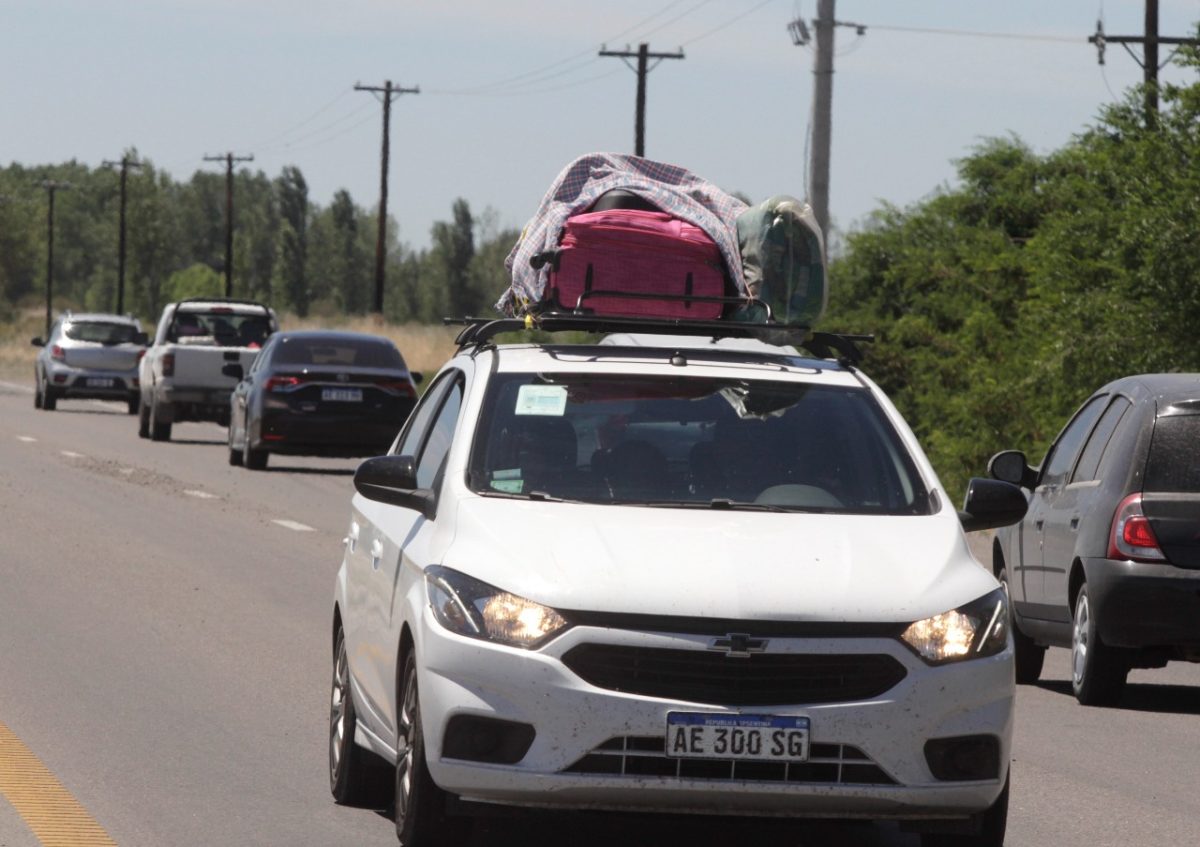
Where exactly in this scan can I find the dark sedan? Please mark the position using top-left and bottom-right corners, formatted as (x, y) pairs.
(225, 330), (422, 470)
(987, 373), (1200, 706)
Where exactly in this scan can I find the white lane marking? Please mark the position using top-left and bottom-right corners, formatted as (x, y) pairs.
(184, 489), (218, 500)
(16, 436), (36, 443)
(272, 519), (314, 532)
(0, 380), (34, 394)
(119, 468), (135, 475)
(61, 451), (84, 458)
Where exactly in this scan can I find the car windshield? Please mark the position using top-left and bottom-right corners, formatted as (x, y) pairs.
(273, 337), (404, 368)
(168, 310), (271, 346)
(468, 373), (931, 515)
(64, 321), (138, 345)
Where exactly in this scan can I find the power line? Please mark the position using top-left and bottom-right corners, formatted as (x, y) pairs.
(257, 99), (376, 154)
(866, 24), (1080, 44)
(250, 86), (353, 150)
(680, 0), (777, 48)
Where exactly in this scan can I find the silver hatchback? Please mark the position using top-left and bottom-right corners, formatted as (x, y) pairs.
(32, 312), (148, 413)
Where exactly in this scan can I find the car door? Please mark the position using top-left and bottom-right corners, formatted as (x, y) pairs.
(348, 369), (466, 744)
(1024, 395), (1108, 616)
(1041, 396), (1132, 612)
(232, 336), (272, 446)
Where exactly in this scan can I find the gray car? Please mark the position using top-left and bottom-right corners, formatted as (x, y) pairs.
(32, 312), (147, 414)
(988, 373), (1200, 705)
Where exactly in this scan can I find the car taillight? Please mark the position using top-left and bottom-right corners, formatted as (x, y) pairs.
(378, 379), (415, 396)
(162, 353), (175, 377)
(1108, 492), (1166, 562)
(50, 345), (66, 361)
(266, 375), (304, 392)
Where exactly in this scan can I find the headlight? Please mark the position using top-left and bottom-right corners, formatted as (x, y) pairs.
(425, 566), (569, 649)
(900, 587), (1009, 665)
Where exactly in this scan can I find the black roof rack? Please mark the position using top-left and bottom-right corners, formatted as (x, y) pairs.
(444, 314), (873, 365)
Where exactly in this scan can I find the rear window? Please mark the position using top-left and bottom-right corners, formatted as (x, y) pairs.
(64, 322), (138, 345)
(273, 338), (404, 369)
(468, 373), (931, 515)
(169, 311), (271, 346)
(1145, 414), (1200, 493)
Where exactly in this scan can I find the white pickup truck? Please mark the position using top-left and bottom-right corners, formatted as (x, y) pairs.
(137, 298), (278, 441)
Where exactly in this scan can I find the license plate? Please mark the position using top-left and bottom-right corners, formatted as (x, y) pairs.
(666, 713), (810, 762)
(321, 388), (362, 402)
(87, 378), (114, 388)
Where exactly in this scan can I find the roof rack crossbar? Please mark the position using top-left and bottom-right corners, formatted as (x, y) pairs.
(444, 314), (873, 364)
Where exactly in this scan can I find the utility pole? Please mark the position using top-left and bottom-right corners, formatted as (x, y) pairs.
(1089, 0), (1200, 123)
(38, 179), (71, 338)
(355, 80), (420, 315)
(599, 43), (685, 157)
(790, 3), (865, 240)
(102, 154), (144, 314)
(203, 152), (254, 298)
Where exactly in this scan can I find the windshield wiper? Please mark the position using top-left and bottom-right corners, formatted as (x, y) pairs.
(709, 498), (790, 513)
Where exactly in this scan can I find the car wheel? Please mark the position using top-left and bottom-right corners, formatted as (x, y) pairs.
(329, 627), (390, 807)
(149, 397), (172, 442)
(137, 396), (151, 439)
(127, 395), (139, 415)
(34, 374), (43, 410)
(42, 381), (57, 411)
(922, 773), (1008, 847)
(1071, 583), (1128, 706)
(998, 568), (1045, 685)
(394, 651), (470, 847)
(243, 416), (268, 470)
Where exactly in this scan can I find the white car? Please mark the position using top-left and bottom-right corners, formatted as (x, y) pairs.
(330, 319), (1026, 846)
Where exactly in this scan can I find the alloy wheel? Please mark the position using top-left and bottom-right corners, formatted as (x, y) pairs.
(395, 660), (418, 826)
(329, 639), (350, 784)
(1072, 591), (1091, 687)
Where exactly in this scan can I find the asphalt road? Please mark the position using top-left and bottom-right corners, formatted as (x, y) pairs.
(1, 381), (1198, 847)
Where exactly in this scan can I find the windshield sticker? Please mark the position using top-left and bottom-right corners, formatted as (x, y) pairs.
(515, 384), (568, 416)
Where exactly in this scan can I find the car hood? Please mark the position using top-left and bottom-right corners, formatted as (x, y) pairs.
(442, 496), (997, 623)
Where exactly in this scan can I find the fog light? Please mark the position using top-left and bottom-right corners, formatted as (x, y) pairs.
(53, 374), (68, 384)
(924, 735), (1000, 781)
(442, 715), (535, 765)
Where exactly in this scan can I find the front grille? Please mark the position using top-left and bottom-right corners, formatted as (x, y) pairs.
(563, 736), (895, 785)
(561, 644), (907, 705)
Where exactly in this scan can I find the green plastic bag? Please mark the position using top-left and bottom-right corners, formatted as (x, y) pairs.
(734, 196), (826, 327)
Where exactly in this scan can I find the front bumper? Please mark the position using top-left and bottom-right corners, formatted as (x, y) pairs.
(415, 606), (1014, 820)
(1085, 557), (1200, 648)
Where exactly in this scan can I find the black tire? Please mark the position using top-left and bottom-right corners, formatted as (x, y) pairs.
(243, 416), (268, 470)
(1071, 583), (1129, 706)
(127, 395), (139, 415)
(42, 383), (57, 411)
(998, 568), (1045, 685)
(395, 651), (470, 847)
(34, 373), (43, 410)
(149, 397), (172, 442)
(137, 396), (151, 439)
(330, 628), (391, 807)
(922, 773), (1009, 847)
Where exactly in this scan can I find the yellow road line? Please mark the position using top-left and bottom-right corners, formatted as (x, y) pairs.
(0, 720), (117, 846)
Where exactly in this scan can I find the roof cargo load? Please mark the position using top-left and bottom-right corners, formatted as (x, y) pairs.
(499, 153), (826, 327)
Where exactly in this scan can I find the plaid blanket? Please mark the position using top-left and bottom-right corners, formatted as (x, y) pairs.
(498, 153), (749, 316)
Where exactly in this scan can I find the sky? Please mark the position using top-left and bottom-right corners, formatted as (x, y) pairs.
(3, 1), (1199, 250)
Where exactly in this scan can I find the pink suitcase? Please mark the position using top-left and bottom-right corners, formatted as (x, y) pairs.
(540, 209), (728, 319)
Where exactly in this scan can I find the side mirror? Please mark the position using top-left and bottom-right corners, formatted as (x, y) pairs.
(221, 363), (244, 380)
(354, 455), (435, 518)
(411, 371), (424, 385)
(988, 450), (1037, 489)
(958, 478), (1028, 533)
(30, 337), (44, 347)
(134, 332), (149, 346)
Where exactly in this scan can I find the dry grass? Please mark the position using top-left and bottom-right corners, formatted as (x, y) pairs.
(0, 308), (462, 384)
